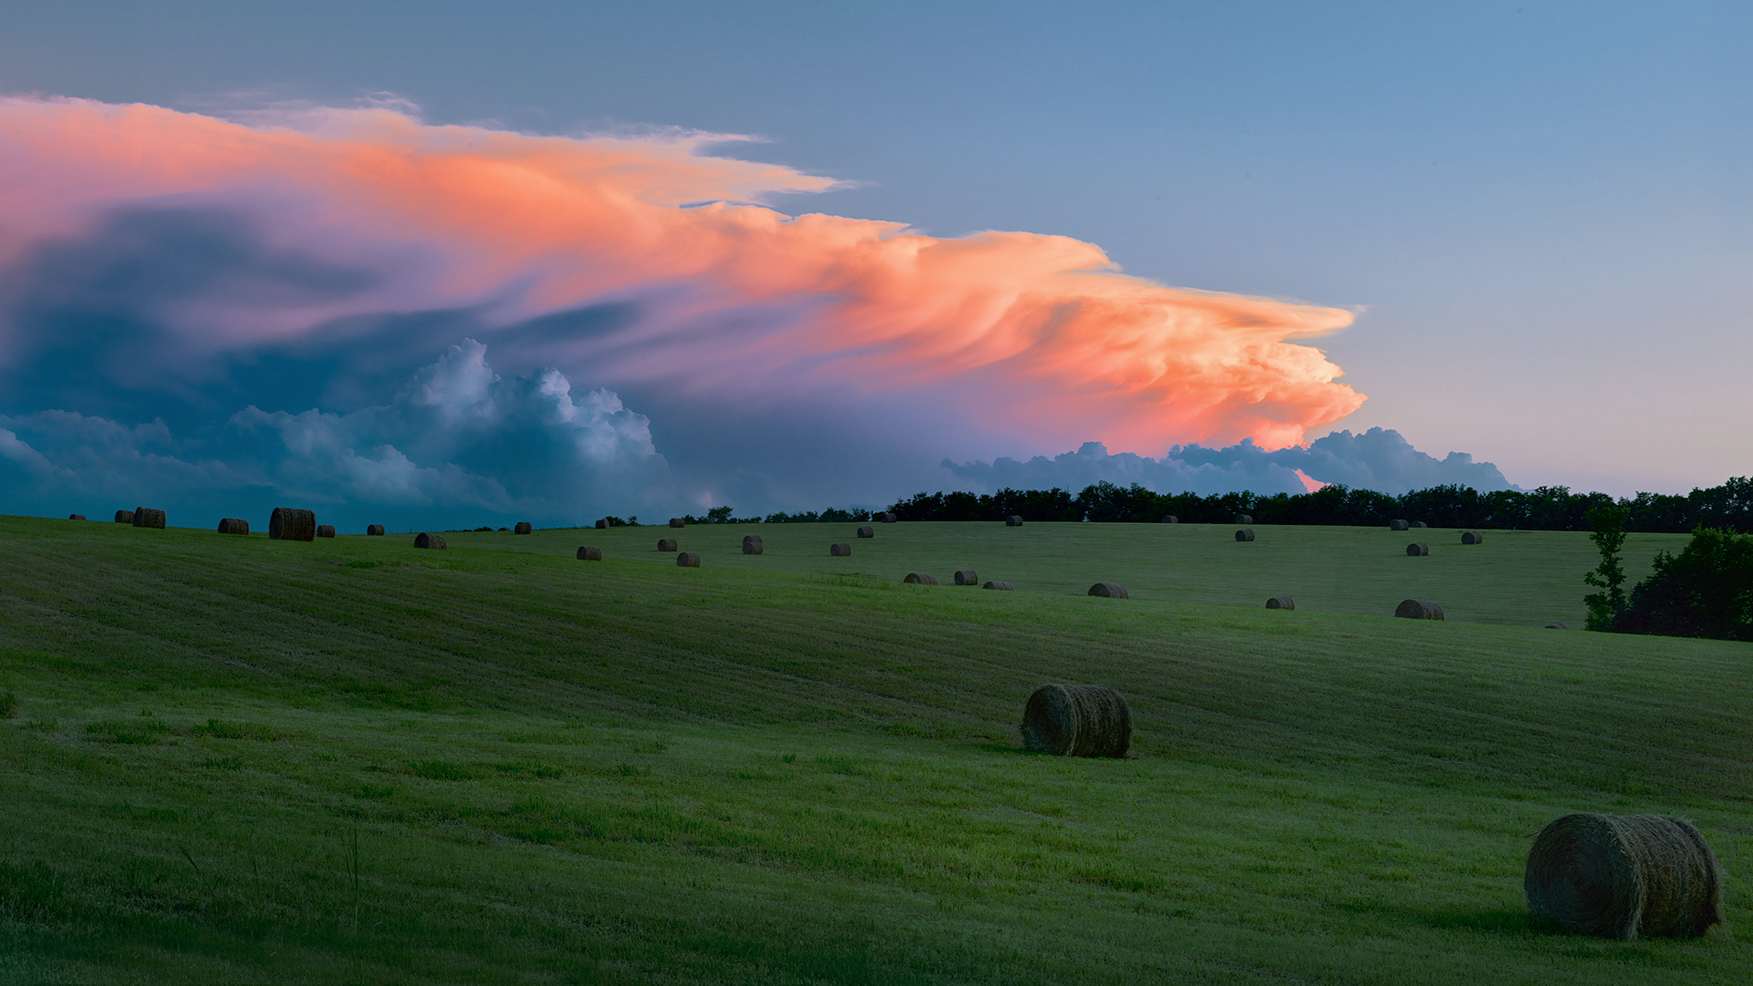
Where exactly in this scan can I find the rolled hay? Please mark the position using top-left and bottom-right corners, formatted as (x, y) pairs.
(742, 535), (764, 555)
(1462, 530), (1484, 545)
(114, 510), (135, 524)
(676, 551), (701, 568)
(577, 545), (602, 561)
(1411, 520), (1428, 528)
(830, 542), (851, 557)
(268, 507), (316, 541)
(1394, 599), (1445, 620)
(595, 518), (609, 530)
(669, 517), (685, 528)
(1389, 519), (1410, 531)
(983, 581), (1014, 590)
(1005, 515), (1024, 527)
(217, 517), (250, 535)
(954, 569), (979, 585)
(1524, 812), (1723, 940)
(366, 524), (386, 536)
(68, 514), (86, 521)
(414, 532), (447, 550)
(1235, 513), (1253, 525)
(132, 507), (166, 529)
(1235, 528), (1255, 542)
(1265, 596), (1295, 610)
(1020, 684), (1131, 757)
(1406, 542), (1429, 556)
(657, 538), (678, 552)
(856, 526), (875, 539)
(1160, 515), (1178, 524)
(903, 572), (939, 585)
(1545, 622), (1568, 629)
(1088, 582), (1129, 599)
(879, 512), (897, 523)
(514, 522), (532, 535)
(316, 525), (336, 538)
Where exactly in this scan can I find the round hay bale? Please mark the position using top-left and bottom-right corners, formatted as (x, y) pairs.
(1525, 812), (1723, 940)
(68, 514), (86, 521)
(1088, 582), (1128, 599)
(132, 507), (166, 529)
(1394, 599), (1444, 620)
(1407, 542), (1429, 556)
(1389, 519), (1410, 531)
(1411, 520), (1428, 529)
(983, 581), (1014, 590)
(1020, 684), (1131, 757)
(595, 519), (609, 530)
(657, 538), (678, 552)
(676, 551), (701, 567)
(366, 524), (386, 536)
(577, 545), (602, 561)
(217, 517), (250, 535)
(316, 525), (336, 538)
(1235, 513), (1253, 525)
(903, 572), (938, 585)
(269, 507), (316, 541)
(514, 522), (532, 535)
(1235, 528), (1255, 542)
(830, 542), (851, 557)
(1265, 596), (1294, 610)
(669, 517), (685, 528)
(954, 569), (979, 585)
(1005, 515), (1023, 527)
(1160, 515), (1178, 524)
(1545, 622), (1568, 629)
(856, 526), (874, 539)
(741, 535), (764, 555)
(1462, 530), (1484, 545)
(114, 509), (135, 524)
(414, 532), (447, 550)
(879, 512), (897, 523)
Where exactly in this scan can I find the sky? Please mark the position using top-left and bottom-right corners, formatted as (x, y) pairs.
(0, 1), (1746, 528)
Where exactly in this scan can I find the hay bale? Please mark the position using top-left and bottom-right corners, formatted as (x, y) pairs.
(676, 551), (701, 567)
(903, 572), (938, 585)
(1545, 622), (1568, 629)
(1389, 519), (1410, 531)
(68, 514), (86, 521)
(856, 526), (874, 539)
(1265, 596), (1294, 610)
(954, 569), (979, 585)
(1235, 513), (1253, 525)
(1525, 812), (1723, 940)
(1160, 515), (1178, 524)
(1411, 520), (1428, 528)
(1005, 515), (1024, 527)
(879, 512), (897, 523)
(1406, 542), (1429, 556)
(514, 522), (532, 535)
(1462, 530), (1484, 545)
(1235, 528), (1255, 542)
(269, 507), (316, 541)
(114, 510), (135, 524)
(657, 538), (678, 552)
(132, 507), (166, 529)
(669, 517), (685, 528)
(1088, 582), (1128, 599)
(830, 542), (851, 556)
(1394, 599), (1444, 620)
(742, 534), (764, 555)
(593, 518), (608, 530)
(983, 581), (1014, 591)
(316, 525), (336, 538)
(577, 546), (602, 561)
(414, 532), (447, 549)
(366, 524), (385, 536)
(1020, 684), (1131, 757)
(217, 517), (250, 535)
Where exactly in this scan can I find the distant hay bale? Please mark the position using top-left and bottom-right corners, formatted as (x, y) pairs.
(1020, 684), (1131, 757)
(514, 522), (532, 535)
(269, 507), (316, 541)
(1394, 599), (1444, 620)
(114, 510), (135, 524)
(954, 569), (979, 585)
(903, 572), (938, 585)
(1005, 515), (1023, 527)
(366, 524), (385, 536)
(132, 507), (166, 529)
(856, 526), (875, 539)
(1462, 530), (1484, 545)
(316, 525), (336, 538)
(414, 532), (447, 549)
(983, 581), (1014, 590)
(217, 517), (250, 535)
(1411, 520), (1428, 528)
(1235, 528), (1255, 542)
(1265, 596), (1294, 610)
(669, 517), (685, 528)
(1406, 542), (1429, 556)
(830, 542), (851, 556)
(1390, 519), (1410, 531)
(676, 551), (701, 567)
(1235, 513), (1253, 525)
(1545, 622), (1568, 629)
(1088, 582), (1128, 599)
(595, 519), (609, 530)
(1160, 515), (1178, 524)
(68, 514), (86, 521)
(577, 545), (602, 561)
(1525, 812), (1723, 940)
(879, 512), (897, 523)
(657, 538), (678, 552)
(742, 534), (764, 555)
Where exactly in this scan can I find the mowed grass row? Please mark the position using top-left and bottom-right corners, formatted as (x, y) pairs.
(0, 515), (1748, 984)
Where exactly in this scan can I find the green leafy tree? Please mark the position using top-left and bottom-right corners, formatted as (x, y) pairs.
(1583, 504), (1631, 630)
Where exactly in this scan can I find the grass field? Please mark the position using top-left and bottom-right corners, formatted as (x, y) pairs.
(1, 515), (1748, 984)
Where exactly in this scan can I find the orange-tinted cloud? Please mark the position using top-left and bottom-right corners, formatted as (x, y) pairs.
(0, 96), (1363, 452)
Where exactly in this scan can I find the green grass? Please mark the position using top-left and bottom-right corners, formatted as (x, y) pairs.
(0, 514), (1748, 984)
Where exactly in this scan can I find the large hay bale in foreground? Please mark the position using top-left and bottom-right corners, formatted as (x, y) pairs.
(830, 542), (851, 557)
(1265, 596), (1294, 610)
(316, 525), (336, 538)
(1394, 599), (1444, 620)
(114, 510), (135, 524)
(983, 581), (1013, 591)
(132, 507), (166, 529)
(1020, 684), (1131, 757)
(414, 532), (446, 549)
(1088, 582), (1128, 599)
(657, 538), (678, 552)
(1005, 515), (1023, 527)
(676, 551), (701, 567)
(514, 522), (532, 535)
(1462, 530), (1484, 545)
(669, 517), (685, 529)
(1406, 542), (1429, 556)
(68, 514), (86, 521)
(1235, 528), (1255, 542)
(1160, 515), (1178, 524)
(269, 507), (316, 541)
(1525, 813), (1723, 940)
(366, 524), (385, 536)
(217, 517), (250, 535)
(856, 526), (874, 539)
(1389, 519), (1410, 531)
(954, 569), (979, 585)
(903, 572), (938, 585)
(742, 535), (764, 555)
(577, 546), (602, 561)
